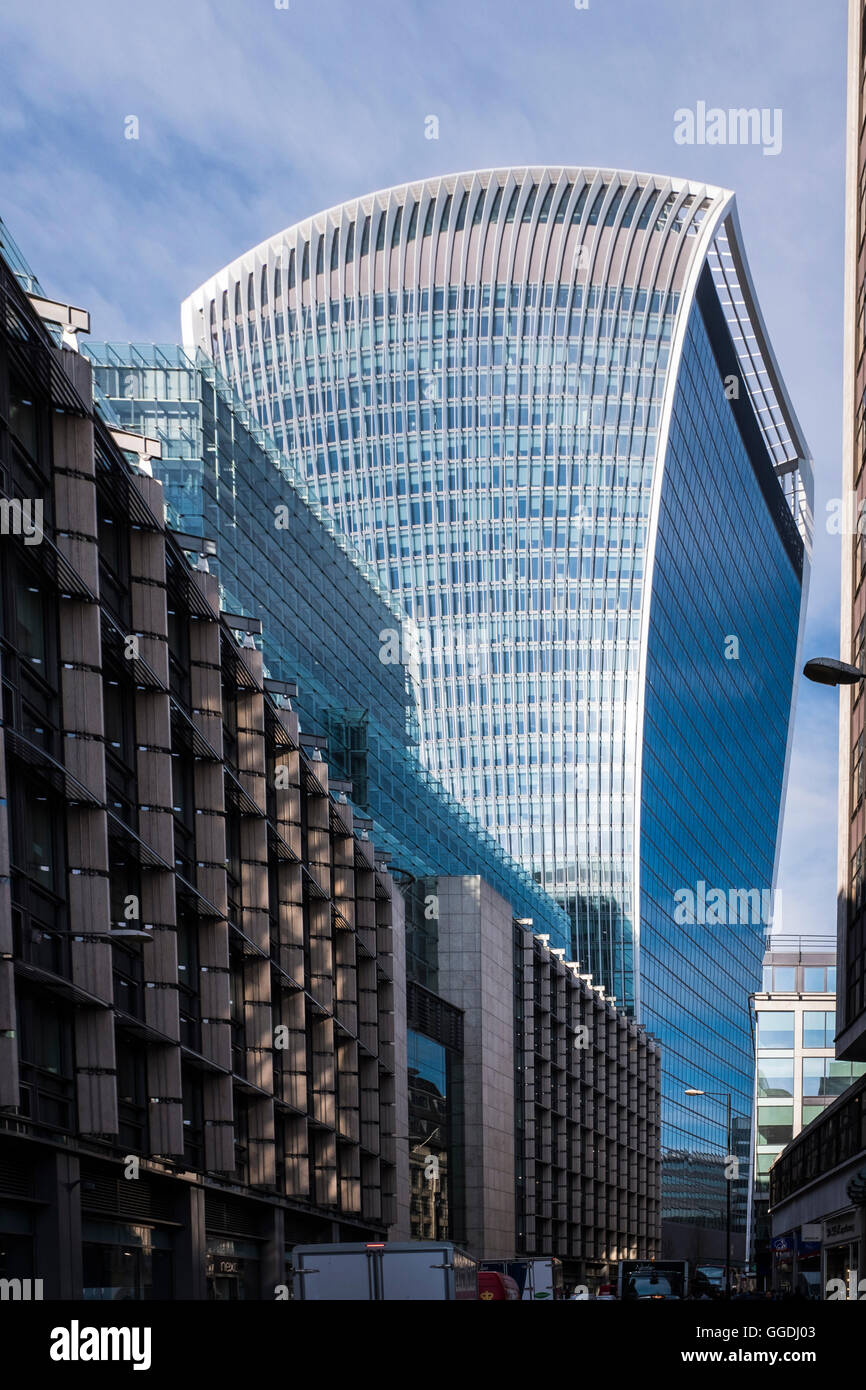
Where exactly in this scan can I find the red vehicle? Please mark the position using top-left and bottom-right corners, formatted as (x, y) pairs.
(478, 1271), (521, 1301)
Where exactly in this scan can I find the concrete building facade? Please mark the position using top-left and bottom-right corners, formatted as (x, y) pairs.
(0, 240), (409, 1298)
(766, 0), (866, 1303)
(413, 875), (661, 1274)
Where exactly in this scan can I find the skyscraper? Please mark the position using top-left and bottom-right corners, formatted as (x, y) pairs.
(183, 167), (811, 1255)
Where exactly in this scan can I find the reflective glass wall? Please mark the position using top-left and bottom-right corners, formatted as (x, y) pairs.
(641, 275), (804, 1234)
(86, 343), (572, 949)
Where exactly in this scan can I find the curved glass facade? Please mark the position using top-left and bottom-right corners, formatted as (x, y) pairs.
(642, 273), (806, 1228)
(183, 166), (812, 1235)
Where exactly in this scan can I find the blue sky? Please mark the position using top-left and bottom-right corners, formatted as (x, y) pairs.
(0, 0), (847, 936)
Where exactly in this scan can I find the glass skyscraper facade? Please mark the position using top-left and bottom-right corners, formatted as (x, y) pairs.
(181, 166), (812, 1244)
(84, 340), (572, 953)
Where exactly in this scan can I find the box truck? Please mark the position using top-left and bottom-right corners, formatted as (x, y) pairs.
(479, 1257), (564, 1300)
(291, 1241), (478, 1300)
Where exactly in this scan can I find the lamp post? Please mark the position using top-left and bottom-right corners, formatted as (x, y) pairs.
(803, 657), (866, 687)
(685, 1087), (734, 1297)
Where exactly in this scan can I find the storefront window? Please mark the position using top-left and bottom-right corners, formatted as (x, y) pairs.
(826, 1240), (860, 1300)
(82, 1221), (173, 1300)
(205, 1236), (261, 1300)
(0, 1206), (35, 1282)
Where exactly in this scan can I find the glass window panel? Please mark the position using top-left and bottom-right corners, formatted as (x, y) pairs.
(757, 1012), (795, 1049)
(803, 967), (826, 992)
(758, 1107), (793, 1146)
(803, 1011), (835, 1048)
(773, 967), (795, 991)
(757, 1055), (794, 1097)
(802, 1104), (827, 1126)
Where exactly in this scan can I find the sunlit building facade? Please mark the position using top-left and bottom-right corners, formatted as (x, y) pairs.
(183, 167), (812, 1249)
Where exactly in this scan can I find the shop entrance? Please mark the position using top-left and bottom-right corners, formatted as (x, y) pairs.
(825, 1240), (860, 1299)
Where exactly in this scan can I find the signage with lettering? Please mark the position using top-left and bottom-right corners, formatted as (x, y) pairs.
(823, 1213), (857, 1244)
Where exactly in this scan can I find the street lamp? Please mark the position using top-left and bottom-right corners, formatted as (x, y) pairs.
(684, 1087), (734, 1297)
(803, 657), (866, 687)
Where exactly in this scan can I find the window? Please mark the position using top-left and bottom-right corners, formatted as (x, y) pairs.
(802, 1104), (826, 1126)
(757, 1106), (793, 1146)
(854, 734), (865, 812)
(803, 1056), (858, 1100)
(757, 1055), (794, 1098)
(757, 1011), (794, 1049)
(854, 615), (866, 703)
(853, 840), (866, 908)
(803, 1010), (835, 1048)
(10, 384), (37, 458)
(22, 788), (59, 894)
(803, 966), (829, 993)
(763, 965), (795, 992)
(13, 572), (47, 668)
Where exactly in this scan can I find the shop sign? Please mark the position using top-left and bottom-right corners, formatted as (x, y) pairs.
(823, 1213), (857, 1244)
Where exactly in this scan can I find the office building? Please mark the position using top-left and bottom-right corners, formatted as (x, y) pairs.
(85, 342), (572, 951)
(0, 216), (660, 1284)
(0, 237), (409, 1297)
(840, 0), (866, 1066)
(767, 5), (866, 1298)
(754, 937), (864, 1292)
(183, 166), (812, 1254)
(88, 341), (660, 1270)
(400, 876), (661, 1275)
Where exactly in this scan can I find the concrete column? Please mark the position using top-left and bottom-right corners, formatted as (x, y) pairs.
(437, 875), (515, 1260)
